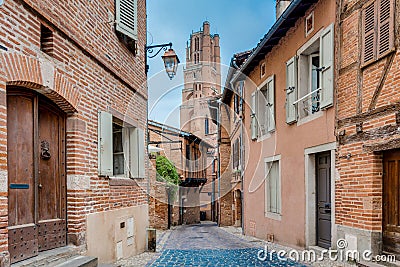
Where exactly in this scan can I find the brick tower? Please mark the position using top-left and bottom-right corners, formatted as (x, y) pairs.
(180, 21), (221, 222)
(180, 21), (221, 141)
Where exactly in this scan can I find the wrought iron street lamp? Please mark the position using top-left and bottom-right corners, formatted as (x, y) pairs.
(145, 42), (180, 80)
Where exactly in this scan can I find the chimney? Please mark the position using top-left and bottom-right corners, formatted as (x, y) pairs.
(276, 0), (291, 19)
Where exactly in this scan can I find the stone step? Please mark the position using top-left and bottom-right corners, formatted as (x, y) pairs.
(98, 264), (121, 267)
(12, 246), (80, 267)
(54, 256), (98, 267)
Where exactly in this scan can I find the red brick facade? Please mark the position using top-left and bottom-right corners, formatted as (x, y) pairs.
(0, 0), (148, 264)
(335, 0), (400, 254)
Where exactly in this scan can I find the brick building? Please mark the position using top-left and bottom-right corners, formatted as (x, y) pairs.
(335, 0), (400, 256)
(210, 50), (252, 227)
(227, 0), (336, 249)
(0, 0), (148, 265)
(181, 21), (221, 222)
(148, 120), (209, 228)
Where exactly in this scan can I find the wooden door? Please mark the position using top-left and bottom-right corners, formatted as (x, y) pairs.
(7, 90), (66, 263)
(383, 149), (400, 255)
(37, 100), (67, 252)
(7, 93), (38, 263)
(316, 152), (331, 249)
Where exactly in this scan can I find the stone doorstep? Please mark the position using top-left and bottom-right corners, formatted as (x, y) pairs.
(54, 256), (98, 267)
(11, 245), (84, 267)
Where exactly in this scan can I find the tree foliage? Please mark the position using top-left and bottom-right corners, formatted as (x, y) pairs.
(155, 155), (180, 185)
(155, 156), (180, 202)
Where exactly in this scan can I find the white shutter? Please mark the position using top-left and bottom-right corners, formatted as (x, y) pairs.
(266, 161), (280, 214)
(98, 111), (113, 176)
(320, 24), (334, 109)
(258, 90), (266, 136)
(250, 92), (258, 140)
(137, 128), (145, 178)
(286, 56), (297, 124)
(116, 0), (138, 41)
(130, 127), (145, 178)
(123, 128), (130, 176)
(267, 76), (275, 132)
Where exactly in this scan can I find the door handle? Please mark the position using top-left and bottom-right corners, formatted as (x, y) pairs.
(38, 184), (43, 189)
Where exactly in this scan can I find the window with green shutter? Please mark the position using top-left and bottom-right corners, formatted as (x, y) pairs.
(115, 0), (138, 53)
(98, 111), (145, 178)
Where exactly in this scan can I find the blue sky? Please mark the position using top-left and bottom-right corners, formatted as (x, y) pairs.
(147, 1), (276, 127)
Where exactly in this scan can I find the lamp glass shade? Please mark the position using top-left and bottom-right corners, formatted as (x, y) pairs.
(162, 48), (180, 80)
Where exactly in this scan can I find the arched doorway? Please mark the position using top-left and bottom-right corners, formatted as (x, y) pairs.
(7, 88), (67, 263)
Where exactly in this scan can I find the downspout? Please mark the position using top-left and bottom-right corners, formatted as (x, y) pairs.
(217, 100), (221, 226)
(240, 83), (245, 235)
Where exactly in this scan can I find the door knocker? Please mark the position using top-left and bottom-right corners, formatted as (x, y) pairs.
(41, 141), (51, 160)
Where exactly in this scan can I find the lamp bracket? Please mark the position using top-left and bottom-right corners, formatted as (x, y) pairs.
(145, 42), (172, 59)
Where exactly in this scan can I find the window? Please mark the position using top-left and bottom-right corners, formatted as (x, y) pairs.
(265, 157), (281, 219)
(287, 24), (334, 122)
(40, 24), (53, 57)
(205, 117), (209, 135)
(98, 111), (145, 178)
(260, 63), (266, 78)
(194, 53), (200, 64)
(305, 12), (314, 36)
(194, 37), (200, 51)
(254, 75), (275, 138)
(234, 81), (244, 121)
(115, 0), (138, 41)
(362, 0), (394, 65)
(232, 138), (240, 171)
(112, 122), (125, 175)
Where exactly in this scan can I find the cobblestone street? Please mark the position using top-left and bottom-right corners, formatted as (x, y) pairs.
(119, 222), (307, 267)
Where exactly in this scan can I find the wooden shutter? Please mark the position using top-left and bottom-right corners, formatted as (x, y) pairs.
(130, 127), (145, 178)
(116, 0), (138, 41)
(320, 24), (334, 109)
(266, 161), (280, 214)
(266, 76), (275, 132)
(286, 56), (297, 124)
(251, 92), (258, 140)
(137, 128), (145, 178)
(258, 89), (267, 136)
(377, 0), (394, 57)
(239, 81), (244, 113)
(98, 111), (113, 176)
(362, 1), (377, 64)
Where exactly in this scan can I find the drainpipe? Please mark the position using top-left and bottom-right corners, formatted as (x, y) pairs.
(217, 101), (221, 226)
(239, 84), (245, 235)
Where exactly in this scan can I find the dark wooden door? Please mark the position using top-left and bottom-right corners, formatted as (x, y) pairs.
(7, 90), (66, 263)
(316, 152), (331, 249)
(7, 93), (38, 263)
(37, 101), (67, 252)
(383, 149), (400, 255)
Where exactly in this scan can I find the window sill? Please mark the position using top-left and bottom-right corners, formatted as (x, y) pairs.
(265, 212), (282, 221)
(297, 111), (324, 126)
(108, 177), (139, 186)
(257, 131), (274, 142)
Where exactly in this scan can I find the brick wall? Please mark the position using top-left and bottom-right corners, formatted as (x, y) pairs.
(0, 0), (148, 262)
(335, 0), (400, 253)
